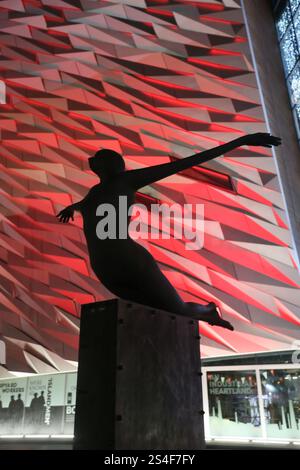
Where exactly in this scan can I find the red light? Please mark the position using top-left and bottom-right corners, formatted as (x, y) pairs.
(146, 8), (173, 17)
(209, 123), (242, 133)
(235, 36), (247, 43)
(201, 16), (241, 25)
(188, 58), (242, 71)
(144, 104), (200, 122)
(209, 48), (241, 57)
(134, 74), (191, 90)
(233, 115), (261, 123)
(198, 2), (225, 10)
(68, 112), (92, 122)
(48, 29), (69, 37)
(44, 15), (65, 23)
(120, 141), (142, 150)
(182, 2), (225, 10)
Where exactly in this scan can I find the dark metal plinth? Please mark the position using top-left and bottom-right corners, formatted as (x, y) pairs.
(74, 299), (205, 450)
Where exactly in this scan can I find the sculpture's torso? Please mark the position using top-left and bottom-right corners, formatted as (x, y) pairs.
(79, 178), (147, 284)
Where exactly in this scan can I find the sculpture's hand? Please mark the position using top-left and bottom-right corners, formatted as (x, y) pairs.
(239, 132), (281, 148)
(56, 205), (74, 223)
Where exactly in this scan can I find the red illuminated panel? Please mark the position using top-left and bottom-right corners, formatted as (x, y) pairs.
(0, 0), (299, 374)
(170, 157), (234, 191)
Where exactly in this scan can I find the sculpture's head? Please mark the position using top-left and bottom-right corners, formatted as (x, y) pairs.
(88, 149), (125, 179)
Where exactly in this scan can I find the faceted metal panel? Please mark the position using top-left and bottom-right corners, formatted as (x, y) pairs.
(0, 0), (300, 375)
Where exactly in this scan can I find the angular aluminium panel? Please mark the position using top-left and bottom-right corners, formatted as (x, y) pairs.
(0, 0), (299, 375)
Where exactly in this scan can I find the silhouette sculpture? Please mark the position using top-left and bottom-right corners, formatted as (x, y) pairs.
(57, 133), (281, 330)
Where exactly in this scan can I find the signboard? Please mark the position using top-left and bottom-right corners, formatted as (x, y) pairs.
(206, 370), (262, 438)
(0, 373), (71, 436)
(23, 374), (66, 435)
(1, 367), (300, 442)
(0, 378), (27, 435)
(64, 373), (77, 435)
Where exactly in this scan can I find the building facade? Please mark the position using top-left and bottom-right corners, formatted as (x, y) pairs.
(0, 0), (300, 445)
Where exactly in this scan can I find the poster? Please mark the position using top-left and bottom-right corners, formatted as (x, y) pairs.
(0, 378), (27, 435)
(23, 373), (66, 435)
(63, 373), (77, 434)
(206, 370), (261, 438)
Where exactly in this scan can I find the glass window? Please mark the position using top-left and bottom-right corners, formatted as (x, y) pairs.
(281, 26), (298, 75)
(206, 370), (261, 438)
(261, 369), (300, 439)
(290, 0), (300, 13)
(276, 4), (292, 39)
(288, 62), (300, 105)
(274, 1), (300, 141)
(294, 6), (300, 47)
(204, 367), (300, 443)
(293, 104), (300, 135)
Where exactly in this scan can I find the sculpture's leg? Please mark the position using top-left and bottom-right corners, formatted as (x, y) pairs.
(91, 240), (233, 329)
(102, 263), (233, 330)
(185, 302), (234, 330)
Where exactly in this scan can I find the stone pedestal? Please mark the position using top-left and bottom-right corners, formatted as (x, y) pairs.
(74, 299), (205, 450)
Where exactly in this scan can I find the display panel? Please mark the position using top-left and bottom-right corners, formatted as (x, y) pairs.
(0, 378), (27, 435)
(1, 368), (300, 442)
(206, 369), (261, 438)
(0, 373), (67, 436)
(1, 0), (300, 371)
(63, 373), (77, 435)
(261, 368), (300, 439)
(23, 374), (66, 435)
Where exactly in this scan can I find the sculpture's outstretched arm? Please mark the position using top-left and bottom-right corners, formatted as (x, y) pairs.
(56, 199), (85, 223)
(70, 201), (84, 211)
(124, 133), (281, 190)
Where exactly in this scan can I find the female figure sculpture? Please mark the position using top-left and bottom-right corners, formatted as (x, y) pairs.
(57, 133), (281, 330)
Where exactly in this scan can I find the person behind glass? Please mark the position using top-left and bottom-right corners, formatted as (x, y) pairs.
(57, 133), (281, 330)
(37, 391), (45, 425)
(30, 392), (40, 425)
(0, 395), (3, 425)
(8, 395), (17, 427)
(14, 393), (24, 425)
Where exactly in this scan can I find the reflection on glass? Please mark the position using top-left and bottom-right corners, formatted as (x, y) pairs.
(288, 63), (300, 105)
(261, 369), (300, 439)
(290, 0), (300, 14)
(295, 103), (300, 123)
(207, 370), (261, 438)
(275, 1), (300, 140)
(281, 26), (298, 76)
(276, 4), (292, 39)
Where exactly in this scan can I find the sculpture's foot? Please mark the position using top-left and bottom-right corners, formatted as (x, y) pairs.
(184, 302), (234, 331)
